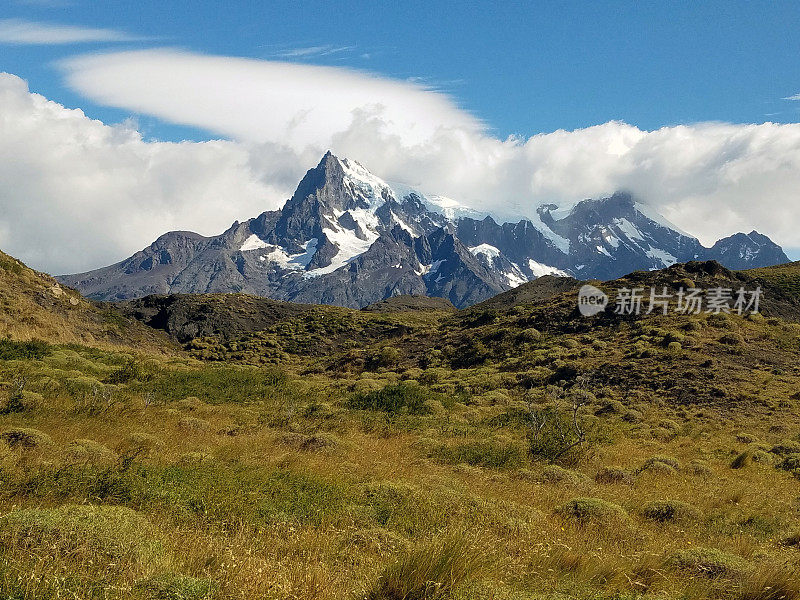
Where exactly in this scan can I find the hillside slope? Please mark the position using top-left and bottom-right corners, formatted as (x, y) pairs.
(0, 250), (174, 351)
(745, 260), (800, 297)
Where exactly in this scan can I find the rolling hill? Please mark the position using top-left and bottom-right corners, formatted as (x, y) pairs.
(0, 249), (173, 351)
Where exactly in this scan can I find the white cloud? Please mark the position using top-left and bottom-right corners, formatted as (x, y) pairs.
(5, 48), (800, 275)
(0, 19), (139, 45)
(59, 49), (483, 150)
(0, 73), (296, 274)
(783, 93), (800, 101)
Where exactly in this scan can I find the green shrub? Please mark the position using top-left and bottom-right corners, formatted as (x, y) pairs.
(365, 533), (487, 600)
(719, 333), (744, 346)
(682, 320), (702, 331)
(0, 254), (23, 274)
(621, 409), (643, 423)
(594, 400), (625, 416)
(375, 346), (401, 368)
(556, 497), (628, 524)
(0, 338), (51, 361)
(658, 419), (681, 433)
(349, 383), (443, 415)
(450, 339), (493, 368)
(708, 313), (732, 329)
(518, 328), (541, 343)
(418, 369), (447, 385)
(642, 500), (700, 523)
(664, 331), (686, 345)
(104, 358), (152, 384)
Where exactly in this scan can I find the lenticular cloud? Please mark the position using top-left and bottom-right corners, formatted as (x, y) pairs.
(57, 49), (800, 254)
(4, 49), (800, 275)
(59, 49), (483, 149)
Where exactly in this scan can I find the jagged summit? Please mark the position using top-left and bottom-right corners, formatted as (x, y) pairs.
(58, 152), (790, 308)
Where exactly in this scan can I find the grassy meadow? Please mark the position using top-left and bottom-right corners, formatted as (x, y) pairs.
(1, 287), (800, 600)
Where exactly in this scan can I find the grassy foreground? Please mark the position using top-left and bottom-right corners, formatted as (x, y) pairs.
(1, 256), (800, 599)
(1, 301), (799, 599)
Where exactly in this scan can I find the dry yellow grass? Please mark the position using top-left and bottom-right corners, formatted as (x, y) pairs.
(0, 348), (797, 600)
(1, 253), (800, 599)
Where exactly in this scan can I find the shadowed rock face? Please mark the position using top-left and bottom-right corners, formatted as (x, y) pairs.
(58, 154), (790, 309)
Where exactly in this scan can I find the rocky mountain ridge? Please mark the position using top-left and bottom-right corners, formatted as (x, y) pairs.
(58, 152), (790, 308)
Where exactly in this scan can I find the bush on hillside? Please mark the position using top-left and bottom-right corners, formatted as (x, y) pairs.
(349, 383), (445, 416)
(526, 401), (588, 463)
(0, 338), (51, 361)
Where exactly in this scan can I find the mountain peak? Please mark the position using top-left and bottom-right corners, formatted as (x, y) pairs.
(57, 155), (791, 308)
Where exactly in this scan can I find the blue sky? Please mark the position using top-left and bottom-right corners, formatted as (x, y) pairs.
(4, 0), (800, 141)
(3, 0), (800, 273)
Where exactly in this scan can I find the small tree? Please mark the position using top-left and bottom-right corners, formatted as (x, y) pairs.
(526, 384), (587, 463)
(1, 376), (27, 414)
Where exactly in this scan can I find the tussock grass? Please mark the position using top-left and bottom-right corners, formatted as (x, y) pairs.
(428, 440), (527, 469)
(668, 547), (748, 578)
(556, 497), (628, 525)
(642, 500), (700, 523)
(737, 564), (800, 600)
(0, 427), (54, 450)
(0, 504), (164, 575)
(1, 292), (800, 598)
(365, 532), (488, 600)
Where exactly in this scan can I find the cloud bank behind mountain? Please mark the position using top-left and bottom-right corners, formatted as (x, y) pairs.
(2, 48), (800, 273)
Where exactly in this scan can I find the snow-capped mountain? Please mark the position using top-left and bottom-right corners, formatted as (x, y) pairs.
(58, 152), (789, 308)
